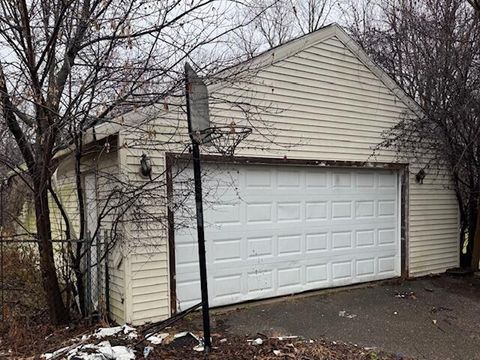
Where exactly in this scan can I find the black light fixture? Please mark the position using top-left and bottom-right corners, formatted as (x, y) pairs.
(140, 153), (152, 180)
(415, 169), (426, 184)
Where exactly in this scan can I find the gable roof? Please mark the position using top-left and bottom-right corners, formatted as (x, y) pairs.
(87, 24), (421, 144)
(214, 23), (421, 117)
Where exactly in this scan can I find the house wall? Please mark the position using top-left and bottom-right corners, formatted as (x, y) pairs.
(118, 28), (459, 324)
(54, 145), (126, 324)
(118, 114), (180, 324)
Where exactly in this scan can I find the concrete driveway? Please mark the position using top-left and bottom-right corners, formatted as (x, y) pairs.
(213, 275), (480, 360)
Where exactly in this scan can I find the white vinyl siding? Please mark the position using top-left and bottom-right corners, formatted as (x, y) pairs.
(119, 129), (172, 324)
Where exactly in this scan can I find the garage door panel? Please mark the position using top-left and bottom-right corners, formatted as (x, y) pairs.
(199, 217), (396, 234)
(174, 226), (197, 238)
(277, 201), (303, 222)
(176, 264), (200, 276)
(177, 235), (398, 265)
(277, 169), (302, 187)
(378, 255), (397, 273)
(247, 235), (274, 258)
(305, 263), (329, 284)
(356, 258), (376, 276)
(305, 201), (328, 220)
(355, 201), (375, 218)
(378, 228), (396, 245)
(248, 270), (275, 293)
(378, 200), (396, 217)
(331, 171), (352, 188)
(305, 232), (328, 252)
(278, 234), (303, 255)
(205, 204), (242, 225)
(244, 190), (394, 198)
(174, 164), (400, 311)
(204, 200), (398, 226)
(331, 231), (352, 249)
(331, 260), (353, 281)
(212, 274), (243, 298)
(176, 256), (401, 309)
(355, 230), (375, 247)
(356, 172), (375, 187)
(378, 173), (397, 188)
(278, 267), (302, 288)
(175, 241), (198, 265)
(176, 279), (201, 302)
(245, 168), (273, 187)
(305, 170), (328, 188)
(188, 251), (399, 281)
(211, 238), (243, 263)
(175, 250), (399, 274)
(246, 202), (274, 223)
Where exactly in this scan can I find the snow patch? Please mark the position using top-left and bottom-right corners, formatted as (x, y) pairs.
(94, 325), (136, 339)
(146, 333), (169, 345)
(42, 331), (136, 360)
(67, 341), (135, 360)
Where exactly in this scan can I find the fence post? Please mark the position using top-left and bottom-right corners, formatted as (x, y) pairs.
(85, 232), (92, 319)
(0, 238), (3, 322)
(96, 230), (101, 318)
(104, 229), (110, 321)
(0, 182), (4, 322)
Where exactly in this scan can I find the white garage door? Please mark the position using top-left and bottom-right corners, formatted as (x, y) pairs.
(173, 163), (400, 311)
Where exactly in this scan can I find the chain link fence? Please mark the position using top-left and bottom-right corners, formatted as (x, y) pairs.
(0, 234), (110, 323)
(84, 231), (110, 321)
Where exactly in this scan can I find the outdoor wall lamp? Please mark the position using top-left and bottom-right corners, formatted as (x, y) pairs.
(415, 169), (426, 184)
(140, 153), (152, 180)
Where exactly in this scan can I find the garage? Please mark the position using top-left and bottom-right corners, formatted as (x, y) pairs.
(47, 24), (459, 325)
(173, 162), (401, 311)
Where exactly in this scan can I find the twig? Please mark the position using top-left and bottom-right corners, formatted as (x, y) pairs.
(135, 302), (202, 346)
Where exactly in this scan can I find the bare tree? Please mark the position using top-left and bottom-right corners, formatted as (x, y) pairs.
(291, 0), (336, 34)
(468, 0), (480, 13)
(0, 0), (269, 324)
(233, 0), (336, 58)
(345, 0), (480, 269)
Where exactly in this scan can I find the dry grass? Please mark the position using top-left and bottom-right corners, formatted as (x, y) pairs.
(1, 243), (45, 319)
(0, 242), (47, 353)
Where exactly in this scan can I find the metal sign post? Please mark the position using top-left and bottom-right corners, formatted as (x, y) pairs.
(184, 63), (211, 352)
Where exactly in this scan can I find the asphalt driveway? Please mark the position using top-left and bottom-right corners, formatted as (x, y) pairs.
(213, 275), (480, 360)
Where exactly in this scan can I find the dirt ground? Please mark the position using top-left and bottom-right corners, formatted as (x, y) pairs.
(0, 313), (408, 360)
(0, 322), (406, 360)
(1, 274), (478, 359)
(148, 336), (405, 360)
(0, 319), (405, 359)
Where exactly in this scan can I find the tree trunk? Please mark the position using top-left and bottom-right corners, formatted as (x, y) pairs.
(74, 143), (87, 316)
(458, 195), (470, 268)
(462, 195), (477, 267)
(75, 268), (86, 316)
(35, 183), (70, 324)
(470, 202), (480, 270)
